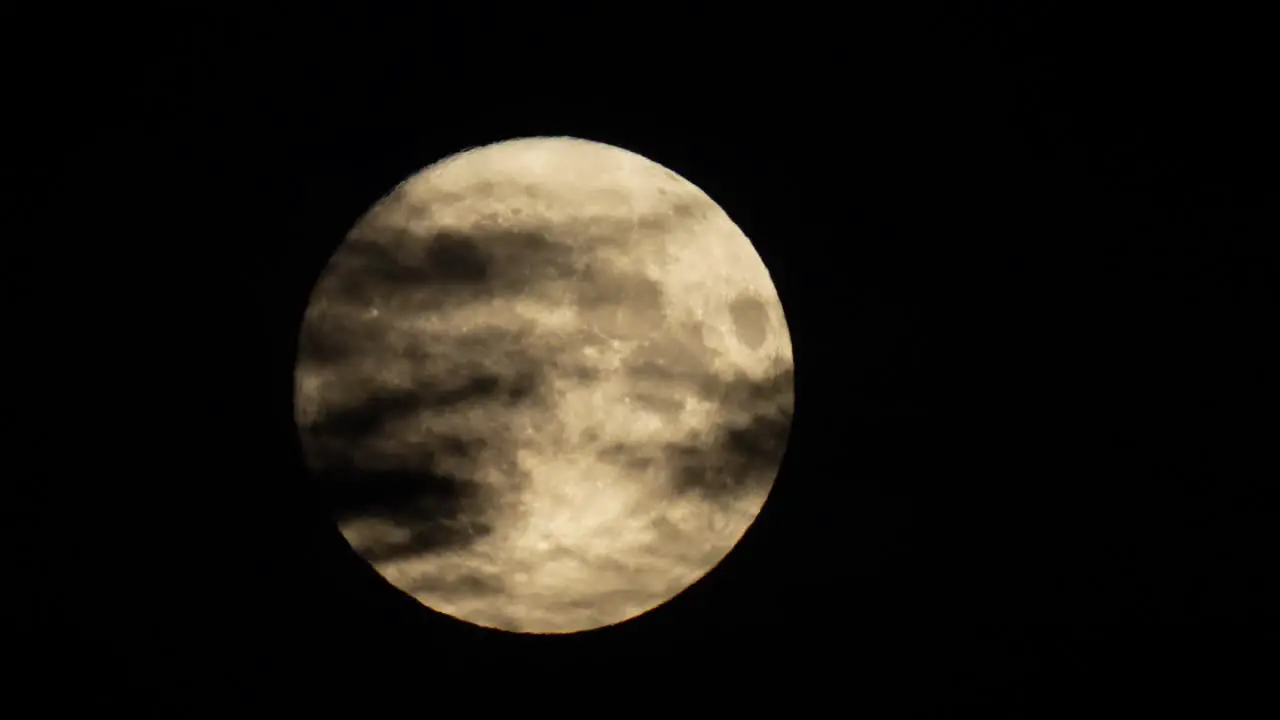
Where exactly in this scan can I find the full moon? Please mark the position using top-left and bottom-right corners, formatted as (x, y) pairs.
(295, 137), (794, 633)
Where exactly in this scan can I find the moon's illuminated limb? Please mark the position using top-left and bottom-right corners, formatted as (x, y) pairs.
(295, 136), (793, 634)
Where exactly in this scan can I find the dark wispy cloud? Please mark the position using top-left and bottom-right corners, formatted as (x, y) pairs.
(597, 366), (795, 500)
(306, 224), (581, 322)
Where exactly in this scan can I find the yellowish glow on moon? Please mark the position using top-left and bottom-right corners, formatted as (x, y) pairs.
(295, 137), (794, 633)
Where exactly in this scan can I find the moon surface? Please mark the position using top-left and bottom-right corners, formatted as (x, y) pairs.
(295, 137), (794, 633)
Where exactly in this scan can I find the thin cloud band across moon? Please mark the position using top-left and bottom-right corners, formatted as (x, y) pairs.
(294, 136), (794, 634)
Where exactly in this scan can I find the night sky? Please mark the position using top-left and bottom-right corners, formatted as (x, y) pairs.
(26, 3), (1277, 713)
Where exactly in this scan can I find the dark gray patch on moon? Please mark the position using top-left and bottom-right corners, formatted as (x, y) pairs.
(627, 389), (687, 415)
(597, 442), (664, 473)
(311, 225), (581, 320)
(622, 334), (713, 388)
(312, 460), (493, 562)
(729, 293), (770, 350)
(554, 359), (604, 383)
(404, 570), (505, 597)
(669, 407), (792, 499)
(597, 443), (652, 470)
(574, 267), (668, 337)
(634, 198), (704, 233)
(304, 389), (425, 447)
(598, 366), (795, 500)
(297, 314), (358, 364)
(418, 232), (492, 284)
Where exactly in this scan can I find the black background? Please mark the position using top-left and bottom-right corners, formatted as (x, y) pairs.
(23, 2), (1277, 713)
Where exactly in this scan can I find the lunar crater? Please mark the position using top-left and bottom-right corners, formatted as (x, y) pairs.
(729, 293), (771, 350)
